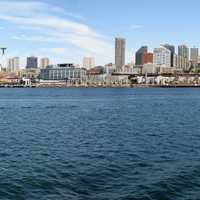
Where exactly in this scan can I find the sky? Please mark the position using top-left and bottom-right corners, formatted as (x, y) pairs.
(1, 0), (200, 67)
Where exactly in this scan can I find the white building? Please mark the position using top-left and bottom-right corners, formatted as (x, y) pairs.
(83, 57), (95, 70)
(7, 57), (20, 73)
(153, 46), (171, 67)
(105, 63), (116, 75)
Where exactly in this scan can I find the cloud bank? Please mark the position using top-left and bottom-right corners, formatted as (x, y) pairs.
(0, 1), (114, 65)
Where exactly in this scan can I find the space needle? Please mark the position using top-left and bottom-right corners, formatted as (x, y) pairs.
(0, 47), (7, 71)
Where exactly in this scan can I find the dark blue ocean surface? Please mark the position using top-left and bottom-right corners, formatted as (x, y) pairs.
(0, 88), (200, 200)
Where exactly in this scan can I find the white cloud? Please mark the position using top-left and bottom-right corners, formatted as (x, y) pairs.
(0, 1), (114, 65)
(46, 32), (113, 57)
(11, 35), (60, 43)
(0, 14), (101, 38)
(0, 1), (85, 21)
(12, 32), (114, 63)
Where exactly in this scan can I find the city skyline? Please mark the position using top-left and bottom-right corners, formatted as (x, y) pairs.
(2, 43), (200, 70)
(1, 0), (200, 67)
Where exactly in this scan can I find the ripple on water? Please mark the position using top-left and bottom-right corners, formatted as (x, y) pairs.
(0, 88), (200, 199)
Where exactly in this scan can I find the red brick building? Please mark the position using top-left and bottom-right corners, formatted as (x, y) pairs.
(135, 46), (153, 65)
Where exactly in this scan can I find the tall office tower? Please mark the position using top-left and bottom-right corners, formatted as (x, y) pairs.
(40, 58), (50, 69)
(83, 57), (95, 69)
(162, 44), (175, 67)
(136, 46), (147, 65)
(7, 57), (20, 73)
(135, 46), (153, 65)
(178, 45), (189, 70)
(178, 45), (189, 60)
(153, 46), (171, 67)
(190, 47), (199, 65)
(26, 56), (38, 69)
(115, 38), (125, 70)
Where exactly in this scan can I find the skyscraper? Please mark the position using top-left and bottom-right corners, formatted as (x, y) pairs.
(26, 56), (38, 69)
(7, 57), (20, 73)
(178, 45), (189, 70)
(40, 58), (50, 69)
(136, 46), (147, 65)
(115, 38), (125, 70)
(135, 46), (153, 65)
(190, 47), (198, 65)
(178, 45), (189, 60)
(83, 57), (95, 69)
(162, 44), (175, 67)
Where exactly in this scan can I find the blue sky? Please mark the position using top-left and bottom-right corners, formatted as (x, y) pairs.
(0, 0), (200, 67)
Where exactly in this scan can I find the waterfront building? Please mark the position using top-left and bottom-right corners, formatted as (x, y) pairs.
(40, 58), (50, 69)
(83, 57), (95, 70)
(115, 38), (125, 70)
(0, 73), (20, 85)
(142, 63), (157, 74)
(190, 47), (199, 66)
(7, 57), (20, 73)
(26, 56), (38, 69)
(22, 68), (40, 80)
(135, 46), (153, 66)
(40, 64), (87, 82)
(87, 73), (129, 87)
(105, 63), (116, 75)
(162, 44), (175, 67)
(153, 46), (171, 67)
(87, 66), (104, 75)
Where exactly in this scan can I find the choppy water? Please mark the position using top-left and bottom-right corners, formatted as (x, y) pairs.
(0, 88), (200, 200)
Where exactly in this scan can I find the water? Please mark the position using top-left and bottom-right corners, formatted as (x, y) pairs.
(0, 88), (200, 200)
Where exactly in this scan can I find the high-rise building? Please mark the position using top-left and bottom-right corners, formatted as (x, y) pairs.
(177, 56), (190, 70)
(136, 46), (147, 65)
(190, 47), (199, 65)
(178, 45), (190, 70)
(7, 57), (20, 73)
(40, 58), (50, 69)
(83, 57), (95, 69)
(153, 46), (171, 67)
(162, 44), (175, 67)
(115, 38), (125, 70)
(26, 56), (38, 69)
(178, 45), (189, 60)
(144, 53), (153, 65)
(135, 46), (153, 65)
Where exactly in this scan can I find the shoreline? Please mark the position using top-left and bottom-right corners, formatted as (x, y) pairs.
(0, 84), (200, 88)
